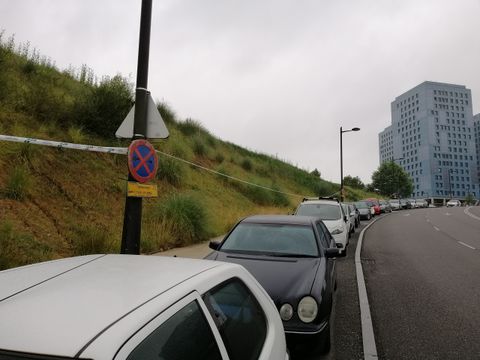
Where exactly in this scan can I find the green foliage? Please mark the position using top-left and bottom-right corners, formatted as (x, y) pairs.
(157, 156), (184, 186)
(192, 136), (207, 156)
(157, 102), (177, 125)
(241, 158), (253, 171)
(343, 175), (365, 189)
(69, 224), (114, 256)
(0, 221), (51, 270)
(215, 152), (225, 163)
(177, 118), (206, 136)
(74, 75), (133, 137)
(4, 165), (31, 200)
(67, 126), (86, 144)
(271, 185), (291, 207)
(310, 168), (321, 178)
(153, 194), (210, 245)
(371, 161), (413, 197)
(464, 193), (475, 205)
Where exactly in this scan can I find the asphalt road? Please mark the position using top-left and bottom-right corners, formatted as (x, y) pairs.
(362, 207), (480, 359)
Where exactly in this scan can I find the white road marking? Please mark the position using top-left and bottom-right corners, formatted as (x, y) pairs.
(404, 213), (410, 216)
(426, 219), (430, 222)
(445, 212), (451, 216)
(464, 207), (480, 221)
(458, 241), (476, 250)
(433, 226), (440, 231)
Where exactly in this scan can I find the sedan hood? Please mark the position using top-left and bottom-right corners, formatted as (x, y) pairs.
(211, 252), (319, 304)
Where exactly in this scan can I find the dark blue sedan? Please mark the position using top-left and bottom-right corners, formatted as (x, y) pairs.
(205, 215), (338, 355)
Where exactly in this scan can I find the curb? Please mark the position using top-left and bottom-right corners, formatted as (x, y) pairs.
(464, 206), (480, 221)
(355, 215), (390, 360)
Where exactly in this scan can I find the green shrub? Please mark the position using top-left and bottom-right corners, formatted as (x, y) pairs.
(153, 194), (210, 245)
(241, 158), (253, 171)
(235, 183), (274, 206)
(271, 185), (291, 207)
(215, 153), (225, 163)
(74, 75), (133, 138)
(4, 165), (31, 200)
(0, 221), (51, 270)
(192, 136), (207, 156)
(157, 102), (177, 125)
(67, 126), (86, 144)
(69, 224), (114, 255)
(157, 156), (184, 186)
(178, 118), (206, 136)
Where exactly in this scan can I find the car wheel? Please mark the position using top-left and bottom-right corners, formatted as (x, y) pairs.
(367, 213), (371, 220)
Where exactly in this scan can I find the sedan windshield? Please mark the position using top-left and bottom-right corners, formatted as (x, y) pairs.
(296, 203), (342, 220)
(221, 223), (319, 257)
(355, 202), (369, 209)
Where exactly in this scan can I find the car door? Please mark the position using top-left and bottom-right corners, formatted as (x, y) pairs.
(115, 292), (229, 360)
(315, 221), (336, 297)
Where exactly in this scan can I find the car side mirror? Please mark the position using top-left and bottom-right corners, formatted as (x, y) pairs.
(209, 240), (221, 250)
(336, 243), (343, 249)
(325, 248), (340, 258)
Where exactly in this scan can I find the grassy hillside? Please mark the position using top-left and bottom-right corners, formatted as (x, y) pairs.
(0, 33), (375, 269)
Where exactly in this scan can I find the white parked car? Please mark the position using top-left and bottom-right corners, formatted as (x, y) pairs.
(295, 197), (350, 256)
(341, 203), (355, 234)
(446, 199), (462, 207)
(0, 255), (289, 360)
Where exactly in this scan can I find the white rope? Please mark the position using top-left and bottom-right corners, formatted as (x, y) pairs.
(0, 134), (127, 154)
(0, 134), (305, 198)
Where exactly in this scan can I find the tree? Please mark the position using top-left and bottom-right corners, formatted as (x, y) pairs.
(343, 175), (365, 189)
(371, 161), (413, 198)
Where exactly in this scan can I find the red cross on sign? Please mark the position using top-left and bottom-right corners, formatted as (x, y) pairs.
(127, 139), (158, 183)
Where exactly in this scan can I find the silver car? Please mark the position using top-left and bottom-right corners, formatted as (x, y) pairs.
(0, 255), (289, 360)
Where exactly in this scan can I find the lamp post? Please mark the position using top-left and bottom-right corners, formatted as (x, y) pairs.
(340, 126), (360, 201)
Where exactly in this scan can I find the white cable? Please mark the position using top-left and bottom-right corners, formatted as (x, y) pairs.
(0, 134), (127, 154)
(0, 134), (306, 198)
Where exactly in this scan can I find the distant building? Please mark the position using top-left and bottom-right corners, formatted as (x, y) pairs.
(474, 114), (480, 184)
(379, 81), (479, 200)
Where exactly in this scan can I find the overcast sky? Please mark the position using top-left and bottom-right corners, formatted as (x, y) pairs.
(1, 0), (480, 184)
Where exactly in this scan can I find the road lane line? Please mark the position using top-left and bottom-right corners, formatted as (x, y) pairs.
(433, 226), (440, 231)
(458, 241), (476, 250)
(465, 207), (480, 221)
(356, 215), (390, 360)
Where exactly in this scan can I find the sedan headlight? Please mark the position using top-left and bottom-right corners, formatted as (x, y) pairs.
(330, 227), (343, 235)
(279, 303), (293, 321)
(298, 296), (318, 323)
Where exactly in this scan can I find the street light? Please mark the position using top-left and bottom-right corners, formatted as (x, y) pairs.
(340, 126), (360, 201)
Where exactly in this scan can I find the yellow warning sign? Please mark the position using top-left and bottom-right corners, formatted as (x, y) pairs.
(127, 182), (158, 198)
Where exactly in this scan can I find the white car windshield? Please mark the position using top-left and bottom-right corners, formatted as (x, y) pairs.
(296, 203), (342, 220)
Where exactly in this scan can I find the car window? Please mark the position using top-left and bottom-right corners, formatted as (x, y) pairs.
(126, 300), (223, 360)
(203, 279), (267, 360)
(315, 222), (329, 250)
(220, 223), (319, 256)
(296, 203), (342, 220)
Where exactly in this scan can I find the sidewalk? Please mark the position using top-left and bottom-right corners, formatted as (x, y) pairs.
(154, 235), (223, 259)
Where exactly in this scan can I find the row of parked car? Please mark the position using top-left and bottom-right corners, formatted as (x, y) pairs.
(0, 196), (383, 359)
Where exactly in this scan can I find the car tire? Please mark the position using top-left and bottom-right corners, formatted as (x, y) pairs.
(367, 213), (371, 220)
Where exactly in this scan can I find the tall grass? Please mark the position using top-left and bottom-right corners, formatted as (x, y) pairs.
(151, 193), (211, 247)
(0, 221), (51, 270)
(157, 156), (184, 186)
(68, 224), (115, 255)
(3, 165), (31, 200)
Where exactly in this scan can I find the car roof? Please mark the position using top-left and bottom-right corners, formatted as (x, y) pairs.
(297, 199), (340, 206)
(242, 214), (318, 225)
(0, 255), (231, 357)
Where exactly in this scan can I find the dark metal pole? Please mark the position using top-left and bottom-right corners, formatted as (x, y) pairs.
(121, 0), (153, 254)
(340, 127), (344, 201)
